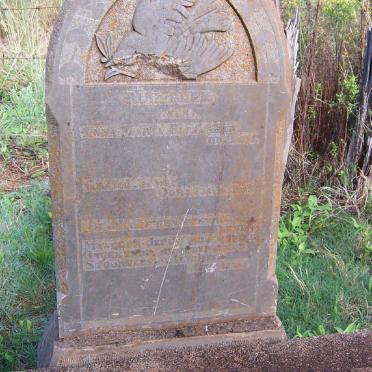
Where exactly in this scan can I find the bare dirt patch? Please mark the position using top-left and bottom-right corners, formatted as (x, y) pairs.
(0, 144), (48, 192)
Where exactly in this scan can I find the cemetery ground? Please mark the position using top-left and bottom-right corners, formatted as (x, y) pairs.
(0, 77), (370, 371)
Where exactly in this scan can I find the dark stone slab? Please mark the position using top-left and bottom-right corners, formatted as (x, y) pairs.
(40, 0), (292, 367)
(38, 313), (285, 367)
(36, 330), (372, 371)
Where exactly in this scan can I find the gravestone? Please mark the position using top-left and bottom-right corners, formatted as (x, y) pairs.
(39, 0), (293, 367)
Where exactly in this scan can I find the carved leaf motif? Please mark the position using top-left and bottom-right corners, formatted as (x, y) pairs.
(104, 67), (136, 81)
(96, 34), (111, 60)
(105, 68), (121, 80)
(106, 34), (113, 58)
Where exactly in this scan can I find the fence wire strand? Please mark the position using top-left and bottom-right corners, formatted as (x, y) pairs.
(0, 3), (61, 65)
(0, 6), (60, 10)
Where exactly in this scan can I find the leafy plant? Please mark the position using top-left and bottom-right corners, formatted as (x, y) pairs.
(334, 322), (360, 334)
(295, 324), (327, 338)
(280, 0), (368, 203)
(336, 75), (359, 115)
(350, 217), (372, 262)
(278, 195), (332, 255)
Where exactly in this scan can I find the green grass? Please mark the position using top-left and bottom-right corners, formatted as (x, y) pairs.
(0, 184), (370, 370)
(0, 0), (59, 170)
(0, 78), (48, 164)
(277, 195), (371, 338)
(0, 182), (55, 371)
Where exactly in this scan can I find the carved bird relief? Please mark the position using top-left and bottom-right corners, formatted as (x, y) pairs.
(96, 0), (234, 80)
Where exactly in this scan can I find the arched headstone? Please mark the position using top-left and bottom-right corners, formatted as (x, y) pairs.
(39, 0), (293, 367)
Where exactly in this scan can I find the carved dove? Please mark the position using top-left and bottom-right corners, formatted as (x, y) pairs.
(99, 0), (234, 80)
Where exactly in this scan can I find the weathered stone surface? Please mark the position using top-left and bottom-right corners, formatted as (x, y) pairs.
(39, 312), (285, 367)
(40, 0), (292, 367)
(36, 330), (372, 371)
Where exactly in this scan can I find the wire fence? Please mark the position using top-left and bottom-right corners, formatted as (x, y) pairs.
(0, 2), (62, 87)
(0, 2), (62, 133)
(0, 5), (59, 10)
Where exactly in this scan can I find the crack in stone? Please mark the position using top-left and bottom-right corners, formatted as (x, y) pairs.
(153, 208), (192, 317)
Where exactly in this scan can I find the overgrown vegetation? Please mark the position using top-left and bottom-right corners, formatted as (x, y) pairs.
(0, 0), (59, 89)
(0, 0), (58, 192)
(0, 2), (59, 370)
(277, 0), (371, 339)
(0, 183), (55, 371)
(281, 0), (371, 206)
(0, 0), (371, 371)
(277, 194), (371, 338)
(284, 0), (370, 154)
(0, 81), (48, 161)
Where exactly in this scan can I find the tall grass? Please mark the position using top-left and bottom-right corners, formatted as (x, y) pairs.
(0, 82), (47, 161)
(281, 0), (371, 205)
(0, 0), (61, 89)
(0, 1), (60, 174)
(282, 0), (367, 155)
(0, 182), (55, 371)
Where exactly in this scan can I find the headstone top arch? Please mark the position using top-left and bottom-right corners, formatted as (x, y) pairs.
(47, 0), (289, 87)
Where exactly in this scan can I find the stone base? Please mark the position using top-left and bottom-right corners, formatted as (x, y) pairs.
(38, 313), (286, 368)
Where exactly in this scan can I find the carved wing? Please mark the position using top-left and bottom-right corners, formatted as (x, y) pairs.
(168, 32), (233, 79)
(132, 0), (195, 36)
(165, 0), (233, 78)
(172, 0), (232, 37)
(163, 0), (195, 23)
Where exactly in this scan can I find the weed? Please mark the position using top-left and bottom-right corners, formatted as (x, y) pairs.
(0, 1), (58, 191)
(0, 78), (49, 191)
(336, 75), (359, 115)
(294, 324), (327, 338)
(278, 195), (332, 255)
(281, 0), (370, 209)
(334, 322), (361, 334)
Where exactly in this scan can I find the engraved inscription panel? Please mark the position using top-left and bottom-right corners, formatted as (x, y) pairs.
(70, 82), (282, 324)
